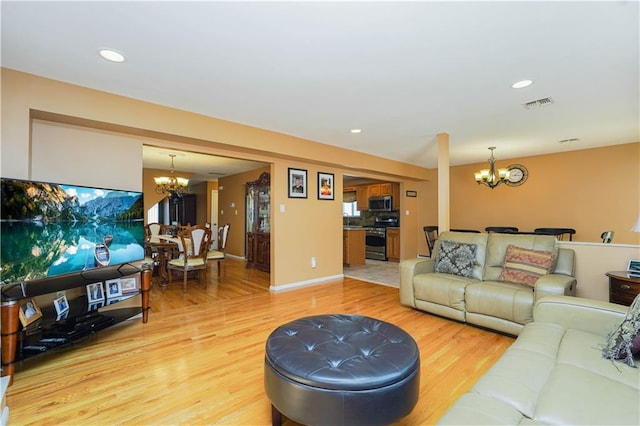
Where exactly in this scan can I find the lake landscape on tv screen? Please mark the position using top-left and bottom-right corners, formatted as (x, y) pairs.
(1, 178), (145, 285)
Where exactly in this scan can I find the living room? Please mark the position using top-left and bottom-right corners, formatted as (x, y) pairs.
(2, 2), (639, 424)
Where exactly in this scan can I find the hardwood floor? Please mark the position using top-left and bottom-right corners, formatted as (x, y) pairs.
(6, 259), (514, 425)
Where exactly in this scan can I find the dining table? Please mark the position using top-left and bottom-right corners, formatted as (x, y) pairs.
(145, 235), (183, 285)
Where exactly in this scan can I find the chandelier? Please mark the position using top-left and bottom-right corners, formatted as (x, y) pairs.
(154, 154), (189, 196)
(474, 147), (510, 189)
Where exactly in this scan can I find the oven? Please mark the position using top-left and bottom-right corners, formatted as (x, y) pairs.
(365, 227), (387, 261)
(364, 216), (399, 261)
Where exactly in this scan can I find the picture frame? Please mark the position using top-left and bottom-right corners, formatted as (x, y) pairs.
(105, 278), (123, 299)
(86, 282), (105, 304)
(19, 298), (43, 327)
(53, 294), (69, 316)
(120, 277), (138, 294)
(405, 190), (417, 197)
(288, 168), (307, 198)
(317, 172), (334, 200)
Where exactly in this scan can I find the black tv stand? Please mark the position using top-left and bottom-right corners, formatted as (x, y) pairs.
(1, 265), (151, 386)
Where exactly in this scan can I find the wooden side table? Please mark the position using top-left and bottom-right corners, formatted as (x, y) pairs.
(606, 271), (640, 306)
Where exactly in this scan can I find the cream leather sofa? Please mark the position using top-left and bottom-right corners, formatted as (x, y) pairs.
(400, 231), (576, 336)
(438, 296), (640, 425)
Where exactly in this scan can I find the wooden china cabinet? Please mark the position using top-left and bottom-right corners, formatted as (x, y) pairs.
(246, 172), (271, 272)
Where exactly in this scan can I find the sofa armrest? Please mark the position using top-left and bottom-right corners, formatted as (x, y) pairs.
(534, 273), (577, 299)
(399, 258), (435, 307)
(533, 295), (627, 336)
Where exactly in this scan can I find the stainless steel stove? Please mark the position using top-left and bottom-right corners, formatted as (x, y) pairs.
(364, 216), (399, 261)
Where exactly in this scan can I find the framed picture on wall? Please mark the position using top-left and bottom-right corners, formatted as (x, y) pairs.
(288, 168), (307, 198)
(317, 172), (334, 200)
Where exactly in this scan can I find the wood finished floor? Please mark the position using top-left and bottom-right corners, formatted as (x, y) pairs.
(6, 259), (514, 425)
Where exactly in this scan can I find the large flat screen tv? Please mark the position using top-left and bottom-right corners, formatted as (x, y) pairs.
(1, 178), (145, 286)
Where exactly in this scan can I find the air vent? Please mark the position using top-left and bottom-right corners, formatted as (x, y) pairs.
(559, 138), (579, 144)
(522, 97), (554, 109)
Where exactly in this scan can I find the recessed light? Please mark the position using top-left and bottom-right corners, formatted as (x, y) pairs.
(99, 49), (125, 63)
(512, 79), (533, 89)
(350, 129), (362, 134)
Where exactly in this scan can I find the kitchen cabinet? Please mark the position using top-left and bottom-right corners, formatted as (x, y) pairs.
(368, 184), (381, 197)
(356, 186), (368, 212)
(343, 229), (366, 266)
(246, 172), (270, 272)
(386, 227), (401, 262)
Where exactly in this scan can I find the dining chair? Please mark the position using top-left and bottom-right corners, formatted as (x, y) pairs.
(534, 227), (576, 241)
(207, 223), (230, 276)
(423, 226), (438, 258)
(485, 226), (519, 233)
(167, 225), (212, 292)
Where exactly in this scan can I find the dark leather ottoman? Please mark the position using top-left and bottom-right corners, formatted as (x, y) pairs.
(264, 314), (420, 426)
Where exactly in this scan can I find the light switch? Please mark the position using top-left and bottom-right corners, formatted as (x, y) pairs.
(280, 204), (285, 213)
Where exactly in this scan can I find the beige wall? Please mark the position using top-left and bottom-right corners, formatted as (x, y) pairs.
(1, 68), (427, 289)
(421, 143), (639, 245)
(2, 68), (639, 293)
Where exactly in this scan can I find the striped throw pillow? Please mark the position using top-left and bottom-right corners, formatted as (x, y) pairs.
(498, 244), (556, 287)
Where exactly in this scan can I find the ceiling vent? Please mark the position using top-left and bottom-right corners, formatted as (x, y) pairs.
(559, 138), (579, 144)
(522, 97), (554, 109)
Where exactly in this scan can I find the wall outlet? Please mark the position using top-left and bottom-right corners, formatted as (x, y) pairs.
(311, 256), (317, 268)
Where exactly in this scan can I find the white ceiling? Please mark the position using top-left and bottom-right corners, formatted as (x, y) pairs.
(2, 1), (638, 174)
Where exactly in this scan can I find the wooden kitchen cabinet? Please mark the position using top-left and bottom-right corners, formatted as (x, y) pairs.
(368, 184), (381, 197)
(386, 227), (401, 262)
(356, 186), (368, 211)
(343, 229), (366, 266)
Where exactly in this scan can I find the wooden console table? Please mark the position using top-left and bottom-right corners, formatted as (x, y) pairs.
(1, 264), (150, 385)
(606, 271), (640, 306)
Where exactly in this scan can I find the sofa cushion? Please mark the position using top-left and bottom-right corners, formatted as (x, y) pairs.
(434, 240), (477, 278)
(466, 281), (535, 326)
(484, 234), (557, 281)
(602, 293), (640, 367)
(498, 244), (556, 287)
(435, 232), (488, 280)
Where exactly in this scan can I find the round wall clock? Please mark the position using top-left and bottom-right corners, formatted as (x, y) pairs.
(506, 164), (528, 186)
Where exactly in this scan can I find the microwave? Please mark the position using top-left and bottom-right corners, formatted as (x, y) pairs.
(368, 196), (393, 211)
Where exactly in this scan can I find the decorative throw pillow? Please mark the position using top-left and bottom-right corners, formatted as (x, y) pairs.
(498, 244), (556, 287)
(434, 240), (477, 278)
(602, 293), (640, 367)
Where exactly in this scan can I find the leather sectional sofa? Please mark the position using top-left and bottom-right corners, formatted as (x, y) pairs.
(400, 231), (576, 336)
(438, 296), (640, 424)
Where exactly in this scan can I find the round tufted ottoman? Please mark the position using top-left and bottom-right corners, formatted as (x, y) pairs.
(264, 314), (420, 426)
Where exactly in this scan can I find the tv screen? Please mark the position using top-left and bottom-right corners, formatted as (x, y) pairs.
(1, 178), (145, 286)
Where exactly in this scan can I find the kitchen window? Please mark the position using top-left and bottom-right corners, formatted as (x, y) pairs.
(343, 200), (360, 217)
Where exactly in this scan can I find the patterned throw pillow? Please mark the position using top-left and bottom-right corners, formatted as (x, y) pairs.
(498, 244), (556, 287)
(602, 293), (640, 367)
(434, 240), (477, 278)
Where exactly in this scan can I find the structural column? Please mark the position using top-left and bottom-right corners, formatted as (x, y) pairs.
(437, 133), (450, 232)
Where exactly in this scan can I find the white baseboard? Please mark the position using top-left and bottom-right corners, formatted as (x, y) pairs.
(269, 274), (344, 292)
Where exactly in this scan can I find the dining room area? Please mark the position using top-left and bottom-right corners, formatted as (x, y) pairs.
(143, 221), (231, 293)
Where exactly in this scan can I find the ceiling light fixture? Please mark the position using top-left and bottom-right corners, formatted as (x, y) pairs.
(99, 49), (125, 63)
(350, 129), (362, 134)
(154, 154), (189, 197)
(512, 79), (533, 89)
(474, 147), (510, 189)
